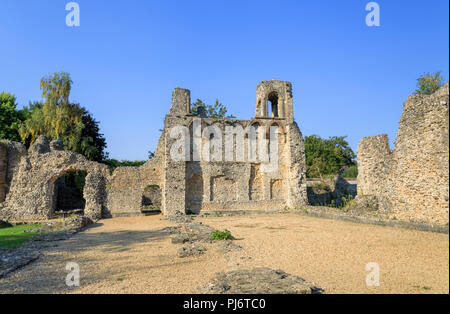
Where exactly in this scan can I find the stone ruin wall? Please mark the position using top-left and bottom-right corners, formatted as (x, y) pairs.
(161, 83), (308, 216)
(105, 81), (308, 217)
(0, 136), (110, 221)
(0, 79), (308, 220)
(357, 82), (449, 225)
(0, 140), (27, 205)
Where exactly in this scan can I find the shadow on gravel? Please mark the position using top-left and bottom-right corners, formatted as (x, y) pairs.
(63, 228), (171, 253)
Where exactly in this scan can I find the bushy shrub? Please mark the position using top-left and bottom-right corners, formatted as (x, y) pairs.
(210, 229), (233, 241)
(341, 165), (358, 178)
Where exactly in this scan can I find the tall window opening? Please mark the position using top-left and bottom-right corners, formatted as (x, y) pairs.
(268, 92), (279, 118)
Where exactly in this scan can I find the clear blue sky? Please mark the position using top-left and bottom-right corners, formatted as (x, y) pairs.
(1, 0), (448, 160)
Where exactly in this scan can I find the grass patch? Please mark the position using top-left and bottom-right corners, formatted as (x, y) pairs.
(210, 229), (233, 241)
(0, 224), (42, 248)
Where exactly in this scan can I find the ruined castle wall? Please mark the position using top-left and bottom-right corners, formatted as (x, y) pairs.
(0, 140), (27, 205)
(105, 158), (164, 217)
(1, 80), (308, 219)
(163, 116), (306, 214)
(159, 82), (308, 215)
(357, 83), (449, 225)
(0, 136), (110, 221)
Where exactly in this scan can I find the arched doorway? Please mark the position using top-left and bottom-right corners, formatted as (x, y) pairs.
(141, 185), (162, 213)
(186, 173), (203, 214)
(51, 170), (87, 216)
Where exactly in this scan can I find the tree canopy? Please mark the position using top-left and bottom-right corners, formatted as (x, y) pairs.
(304, 135), (356, 178)
(190, 99), (236, 119)
(0, 72), (109, 162)
(0, 92), (26, 142)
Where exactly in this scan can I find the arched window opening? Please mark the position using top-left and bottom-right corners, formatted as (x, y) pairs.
(268, 92), (279, 118)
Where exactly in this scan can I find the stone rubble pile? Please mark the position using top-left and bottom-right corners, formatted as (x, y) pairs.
(201, 268), (323, 294)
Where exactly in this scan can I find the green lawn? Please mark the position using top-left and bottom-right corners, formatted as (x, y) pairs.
(0, 224), (42, 248)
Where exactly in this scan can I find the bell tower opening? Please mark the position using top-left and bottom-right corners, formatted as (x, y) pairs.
(268, 92), (279, 118)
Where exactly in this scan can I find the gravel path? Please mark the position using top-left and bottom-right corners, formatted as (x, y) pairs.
(0, 213), (448, 294)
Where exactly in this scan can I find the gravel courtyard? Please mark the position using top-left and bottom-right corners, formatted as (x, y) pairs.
(0, 213), (448, 294)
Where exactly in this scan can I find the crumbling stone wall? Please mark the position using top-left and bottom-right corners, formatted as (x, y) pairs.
(159, 80), (308, 215)
(357, 83), (449, 225)
(105, 156), (164, 217)
(106, 80), (308, 217)
(0, 140), (26, 204)
(0, 79), (308, 219)
(0, 136), (110, 221)
(357, 134), (390, 197)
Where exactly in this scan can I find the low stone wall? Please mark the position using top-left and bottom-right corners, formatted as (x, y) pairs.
(357, 83), (449, 225)
(105, 156), (163, 217)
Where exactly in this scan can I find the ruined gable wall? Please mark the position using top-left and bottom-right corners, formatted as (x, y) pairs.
(357, 83), (449, 225)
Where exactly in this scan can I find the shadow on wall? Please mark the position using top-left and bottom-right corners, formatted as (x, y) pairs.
(307, 176), (357, 206)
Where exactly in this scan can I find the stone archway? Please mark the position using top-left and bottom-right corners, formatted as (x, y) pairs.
(0, 136), (110, 221)
(49, 170), (106, 220)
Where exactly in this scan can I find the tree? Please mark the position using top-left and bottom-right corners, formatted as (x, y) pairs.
(77, 106), (108, 162)
(415, 72), (444, 95)
(190, 99), (236, 119)
(0, 92), (25, 141)
(304, 135), (356, 178)
(40, 72), (75, 139)
(19, 72), (108, 161)
(19, 72), (82, 146)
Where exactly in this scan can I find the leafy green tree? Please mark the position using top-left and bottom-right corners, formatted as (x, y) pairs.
(77, 106), (108, 162)
(0, 92), (26, 141)
(304, 135), (356, 178)
(19, 72), (83, 146)
(415, 72), (444, 95)
(190, 99), (236, 119)
(19, 72), (108, 161)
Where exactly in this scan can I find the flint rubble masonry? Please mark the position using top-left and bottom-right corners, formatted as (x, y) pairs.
(357, 82), (449, 225)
